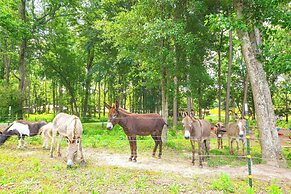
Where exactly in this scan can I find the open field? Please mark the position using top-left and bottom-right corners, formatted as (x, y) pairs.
(0, 122), (290, 193)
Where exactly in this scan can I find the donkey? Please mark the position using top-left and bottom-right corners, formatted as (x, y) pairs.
(105, 102), (166, 162)
(39, 122), (53, 149)
(50, 113), (85, 168)
(0, 120), (47, 148)
(212, 122), (226, 149)
(226, 118), (246, 155)
(182, 114), (211, 167)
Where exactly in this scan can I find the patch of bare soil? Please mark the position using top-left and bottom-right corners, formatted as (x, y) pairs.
(84, 148), (291, 184)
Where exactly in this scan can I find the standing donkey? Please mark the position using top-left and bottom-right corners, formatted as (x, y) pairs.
(182, 113), (211, 167)
(0, 120), (47, 148)
(226, 118), (246, 155)
(212, 122), (226, 149)
(105, 102), (166, 162)
(50, 113), (85, 168)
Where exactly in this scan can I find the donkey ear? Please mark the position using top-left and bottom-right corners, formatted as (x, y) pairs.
(104, 102), (112, 109)
(181, 112), (185, 117)
(115, 101), (119, 110)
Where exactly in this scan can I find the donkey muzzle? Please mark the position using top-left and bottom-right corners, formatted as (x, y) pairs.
(67, 159), (73, 168)
(106, 122), (113, 130)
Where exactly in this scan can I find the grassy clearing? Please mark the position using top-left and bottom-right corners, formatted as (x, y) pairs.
(0, 121), (290, 193)
(0, 148), (289, 193)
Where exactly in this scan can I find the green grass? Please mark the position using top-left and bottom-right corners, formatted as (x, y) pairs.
(0, 122), (290, 193)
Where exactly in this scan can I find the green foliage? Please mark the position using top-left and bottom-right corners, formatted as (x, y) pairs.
(211, 173), (235, 193)
(267, 180), (283, 194)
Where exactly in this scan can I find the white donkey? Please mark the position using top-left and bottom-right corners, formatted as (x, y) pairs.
(50, 113), (85, 167)
(39, 122), (53, 149)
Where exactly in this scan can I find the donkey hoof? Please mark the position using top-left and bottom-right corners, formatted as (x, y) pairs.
(129, 158), (132, 161)
(152, 154), (155, 158)
(158, 156), (161, 159)
(58, 153), (62, 157)
(133, 158), (137, 162)
(199, 165), (203, 168)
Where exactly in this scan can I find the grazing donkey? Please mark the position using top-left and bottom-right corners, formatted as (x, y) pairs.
(226, 119), (246, 155)
(0, 120), (47, 148)
(182, 113), (211, 167)
(39, 122), (53, 149)
(212, 122), (226, 149)
(50, 113), (85, 168)
(105, 102), (166, 162)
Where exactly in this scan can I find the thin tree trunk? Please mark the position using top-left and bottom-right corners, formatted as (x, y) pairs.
(161, 73), (168, 142)
(98, 81), (101, 119)
(82, 47), (94, 118)
(218, 30), (223, 122)
(52, 81), (56, 114)
(234, 0), (285, 167)
(18, 0), (28, 119)
(173, 76), (178, 131)
(187, 96), (192, 116)
(225, 30), (233, 125)
(59, 84), (63, 112)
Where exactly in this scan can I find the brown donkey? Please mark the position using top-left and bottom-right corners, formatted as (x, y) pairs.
(105, 102), (166, 162)
(182, 114), (211, 167)
(212, 122), (226, 149)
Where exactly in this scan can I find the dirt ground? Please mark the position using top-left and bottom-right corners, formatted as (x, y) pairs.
(84, 148), (291, 183)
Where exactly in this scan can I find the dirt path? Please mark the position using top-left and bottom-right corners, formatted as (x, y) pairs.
(84, 149), (291, 183)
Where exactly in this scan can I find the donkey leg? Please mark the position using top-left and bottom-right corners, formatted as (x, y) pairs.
(158, 137), (162, 159)
(132, 137), (137, 162)
(198, 141), (203, 168)
(78, 140), (85, 164)
(236, 139), (239, 154)
(190, 140), (195, 165)
(17, 135), (22, 149)
(205, 139), (210, 159)
(221, 139), (223, 149)
(127, 136), (133, 161)
(57, 135), (63, 157)
(23, 136), (27, 148)
(50, 131), (57, 158)
(230, 139), (234, 155)
(151, 135), (158, 157)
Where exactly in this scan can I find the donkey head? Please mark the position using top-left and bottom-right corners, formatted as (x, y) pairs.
(105, 101), (120, 130)
(182, 113), (192, 140)
(66, 137), (80, 167)
(237, 119), (246, 138)
(214, 122), (226, 139)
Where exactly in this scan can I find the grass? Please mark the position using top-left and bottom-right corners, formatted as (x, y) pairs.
(0, 118), (290, 193)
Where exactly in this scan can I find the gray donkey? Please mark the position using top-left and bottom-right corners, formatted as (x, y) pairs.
(226, 118), (246, 155)
(182, 113), (211, 167)
(50, 113), (85, 167)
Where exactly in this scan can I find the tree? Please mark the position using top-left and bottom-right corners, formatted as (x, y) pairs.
(234, 0), (286, 167)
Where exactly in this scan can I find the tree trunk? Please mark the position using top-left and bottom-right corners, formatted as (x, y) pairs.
(187, 96), (192, 116)
(161, 72), (168, 142)
(173, 76), (178, 131)
(98, 81), (101, 119)
(59, 84), (63, 112)
(52, 81), (56, 114)
(82, 47), (94, 118)
(225, 30), (233, 125)
(234, 0), (285, 167)
(218, 30), (223, 122)
(18, 0), (28, 119)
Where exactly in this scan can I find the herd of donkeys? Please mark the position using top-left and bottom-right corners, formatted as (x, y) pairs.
(0, 102), (247, 168)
